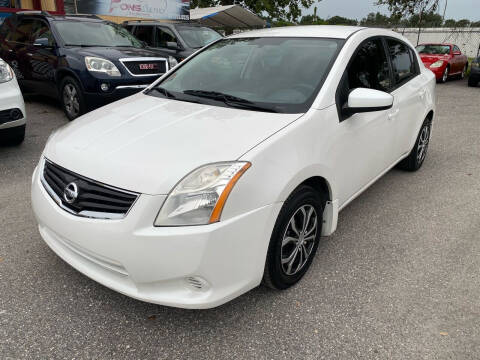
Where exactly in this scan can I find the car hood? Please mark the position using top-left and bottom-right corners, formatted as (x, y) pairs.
(44, 93), (301, 195)
(74, 46), (167, 61)
(419, 54), (450, 65)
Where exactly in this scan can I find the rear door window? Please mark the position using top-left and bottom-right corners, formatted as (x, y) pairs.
(386, 39), (417, 86)
(6, 19), (35, 44)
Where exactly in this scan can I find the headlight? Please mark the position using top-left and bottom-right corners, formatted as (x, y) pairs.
(430, 60), (444, 68)
(155, 162), (251, 226)
(85, 57), (121, 76)
(0, 59), (14, 83)
(168, 56), (178, 69)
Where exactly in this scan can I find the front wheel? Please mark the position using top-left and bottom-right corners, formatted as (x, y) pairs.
(60, 76), (86, 121)
(468, 76), (478, 87)
(263, 185), (325, 290)
(439, 66), (449, 83)
(397, 118), (431, 172)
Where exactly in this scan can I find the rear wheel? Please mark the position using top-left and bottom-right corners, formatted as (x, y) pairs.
(460, 64), (467, 79)
(439, 66), (449, 83)
(60, 76), (85, 121)
(397, 118), (431, 172)
(0, 125), (25, 146)
(468, 76), (478, 87)
(263, 185), (325, 290)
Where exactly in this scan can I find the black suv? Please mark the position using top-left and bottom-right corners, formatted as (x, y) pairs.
(124, 21), (222, 64)
(0, 12), (171, 119)
(468, 45), (479, 87)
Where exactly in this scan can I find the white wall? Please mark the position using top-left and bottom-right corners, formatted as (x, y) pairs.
(397, 28), (480, 58)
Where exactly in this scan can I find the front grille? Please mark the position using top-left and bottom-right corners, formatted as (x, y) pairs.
(121, 58), (168, 76)
(41, 159), (138, 219)
(0, 108), (23, 125)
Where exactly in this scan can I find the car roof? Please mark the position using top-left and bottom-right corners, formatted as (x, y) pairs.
(14, 13), (104, 22)
(229, 25), (366, 40)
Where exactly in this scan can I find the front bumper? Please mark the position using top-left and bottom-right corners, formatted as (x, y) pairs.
(428, 64), (447, 80)
(31, 163), (280, 309)
(0, 78), (26, 130)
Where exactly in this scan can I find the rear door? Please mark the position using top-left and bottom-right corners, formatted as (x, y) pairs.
(386, 38), (428, 156)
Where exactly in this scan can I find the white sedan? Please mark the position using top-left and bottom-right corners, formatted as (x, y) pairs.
(0, 58), (26, 145)
(31, 26), (435, 309)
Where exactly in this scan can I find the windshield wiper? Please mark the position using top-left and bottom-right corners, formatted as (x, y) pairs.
(63, 44), (106, 47)
(146, 87), (177, 99)
(183, 90), (278, 113)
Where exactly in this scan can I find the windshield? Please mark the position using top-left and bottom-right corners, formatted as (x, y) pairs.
(148, 37), (342, 113)
(176, 26), (222, 48)
(416, 44), (450, 55)
(54, 21), (144, 47)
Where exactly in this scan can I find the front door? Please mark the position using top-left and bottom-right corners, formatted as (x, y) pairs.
(334, 37), (397, 206)
(26, 19), (59, 97)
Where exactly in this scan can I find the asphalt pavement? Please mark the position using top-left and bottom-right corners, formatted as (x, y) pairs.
(1, 80), (479, 359)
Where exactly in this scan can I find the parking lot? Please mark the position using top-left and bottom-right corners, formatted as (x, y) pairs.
(1, 80), (479, 359)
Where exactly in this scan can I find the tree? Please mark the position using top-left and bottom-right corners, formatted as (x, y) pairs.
(299, 14), (326, 25)
(190, 0), (322, 22)
(443, 18), (456, 27)
(376, 0), (441, 44)
(326, 16), (358, 26)
(360, 12), (391, 27)
(455, 19), (471, 27)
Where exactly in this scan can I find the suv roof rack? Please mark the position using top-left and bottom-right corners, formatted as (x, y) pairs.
(64, 13), (102, 19)
(15, 10), (51, 17)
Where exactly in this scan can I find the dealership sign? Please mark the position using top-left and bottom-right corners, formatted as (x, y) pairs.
(77, 0), (190, 20)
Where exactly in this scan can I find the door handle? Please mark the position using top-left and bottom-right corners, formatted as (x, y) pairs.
(388, 108), (400, 120)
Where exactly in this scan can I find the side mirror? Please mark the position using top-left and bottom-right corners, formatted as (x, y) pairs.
(33, 38), (51, 48)
(166, 41), (180, 50)
(345, 88), (393, 115)
(453, 51), (461, 56)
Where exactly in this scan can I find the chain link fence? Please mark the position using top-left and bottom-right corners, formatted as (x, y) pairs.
(396, 27), (480, 58)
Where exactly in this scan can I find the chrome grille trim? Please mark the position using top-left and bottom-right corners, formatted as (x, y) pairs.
(119, 57), (169, 77)
(40, 158), (139, 220)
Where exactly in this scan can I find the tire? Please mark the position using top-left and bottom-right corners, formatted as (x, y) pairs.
(60, 76), (86, 121)
(438, 66), (449, 83)
(263, 185), (326, 290)
(0, 124), (25, 146)
(397, 118), (431, 172)
(460, 64), (467, 79)
(468, 76), (478, 87)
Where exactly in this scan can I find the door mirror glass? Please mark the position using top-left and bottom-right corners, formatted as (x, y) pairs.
(166, 41), (179, 50)
(346, 88), (393, 114)
(33, 38), (50, 47)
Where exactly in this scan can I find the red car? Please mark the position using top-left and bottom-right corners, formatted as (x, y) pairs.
(416, 43), (468, 83)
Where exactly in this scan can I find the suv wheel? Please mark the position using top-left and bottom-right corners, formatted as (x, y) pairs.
(397, 118), (431, 171)
(60, 77), (85, 120)
(263, 185), (325, 290)
(468, 76), (478, 87)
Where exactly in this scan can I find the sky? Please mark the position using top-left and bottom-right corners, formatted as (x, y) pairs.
(305, 0), (479, 21)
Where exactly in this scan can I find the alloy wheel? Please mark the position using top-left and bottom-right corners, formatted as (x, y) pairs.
(280, 204), (318, 276)
(417, 124), (430, 165)
(442, 68), (448, 82)
(63, 83), (80, 118)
